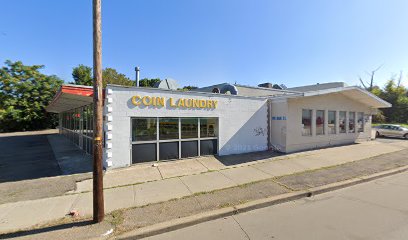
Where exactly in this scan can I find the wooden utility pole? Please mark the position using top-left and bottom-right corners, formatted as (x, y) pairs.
(92, 0), (104, 223)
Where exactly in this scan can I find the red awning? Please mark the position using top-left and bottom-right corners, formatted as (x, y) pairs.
(46, 85), (94, 113)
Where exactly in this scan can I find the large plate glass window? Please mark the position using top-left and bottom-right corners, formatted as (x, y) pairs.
(328, 111), (336, 134)
(159, 118), (179, 140)
(130, 117), (218, 164)
(59, 104), (93, 155)
(302, 109), (312, 136)
(339, 111), (346, 133)
(200, 118), (217, 138)
(132, 118), (157, 141)
(357, 112), (364, 132)
(181, 118), (198, 139)
(349, 112), (355, 133)
(316, 110), (325, 135)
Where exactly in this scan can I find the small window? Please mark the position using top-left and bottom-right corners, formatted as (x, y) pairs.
(316, 110), (325, 135)
(328, 111), (336, 134)
(339, 111), (346, 133)
(302, 109), (312, 136)
(357, 112), (364, 132)
(349, 112), (355, 133)
(159, 118), (179, 140)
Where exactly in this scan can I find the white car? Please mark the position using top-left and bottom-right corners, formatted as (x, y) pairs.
(374, 124), (408, 139)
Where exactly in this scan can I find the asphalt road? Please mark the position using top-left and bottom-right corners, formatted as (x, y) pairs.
(143, 171), (408, 240)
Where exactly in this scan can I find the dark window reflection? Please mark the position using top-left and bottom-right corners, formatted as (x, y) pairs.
(132, 118), (157, 141)
(159, 118), (179, 140)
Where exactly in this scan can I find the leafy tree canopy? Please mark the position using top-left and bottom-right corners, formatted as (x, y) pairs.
(372, 79), (408, 123)
(139, 78), (161, 88)
(0, 60), (63, 132)
(72, 64), (93, 86)
(71, 65), (135, 87)
(102, 68), (134, 87)
(179, 85), (198, 91)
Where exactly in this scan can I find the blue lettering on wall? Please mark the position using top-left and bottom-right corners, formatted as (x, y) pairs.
(272, 116), (286, 120)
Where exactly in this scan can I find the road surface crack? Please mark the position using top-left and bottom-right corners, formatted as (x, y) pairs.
(232, 215), (251, 240)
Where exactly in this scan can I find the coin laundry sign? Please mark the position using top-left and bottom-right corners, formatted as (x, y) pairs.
(131, 95), (218, 109)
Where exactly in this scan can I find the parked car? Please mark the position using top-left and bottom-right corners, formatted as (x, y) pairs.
(374, 124), (408, 139)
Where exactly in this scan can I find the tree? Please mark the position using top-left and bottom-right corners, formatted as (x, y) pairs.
(359, 65), (383, 91)
(0, 60), (63, 132)
(139, 78), (161, 87)
(71, 65), (135, 87)
(378, 79), (408, 123)
(72, 64), (93, 86)
(102, 68), (134, 87)
(179, 85), (198, 91)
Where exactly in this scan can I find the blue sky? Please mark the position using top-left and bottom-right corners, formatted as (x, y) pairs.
(1, 0), (407, 88)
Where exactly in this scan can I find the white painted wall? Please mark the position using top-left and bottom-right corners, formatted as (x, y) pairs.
(270, 100), (288, 152)
(104, 86), (268, 168)
(284, 93), (373, 153)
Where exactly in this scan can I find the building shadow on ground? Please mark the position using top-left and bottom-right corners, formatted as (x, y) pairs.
(215, 150), (284, 166)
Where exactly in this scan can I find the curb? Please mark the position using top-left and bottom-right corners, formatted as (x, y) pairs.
(116, 165), (408, 239)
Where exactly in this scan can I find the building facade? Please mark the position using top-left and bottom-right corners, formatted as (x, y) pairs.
(46, 82), (391, 169)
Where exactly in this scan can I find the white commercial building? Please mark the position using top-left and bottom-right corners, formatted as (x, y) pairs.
(47, 82), (391, 169)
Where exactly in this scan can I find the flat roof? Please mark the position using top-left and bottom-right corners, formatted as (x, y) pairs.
(46, 83), (391, 113)
(278, 86), (391, 108)
(106, 84), (269, 100)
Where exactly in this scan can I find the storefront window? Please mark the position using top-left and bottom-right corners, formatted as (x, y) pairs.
(357, 112), (364, 132)
(302, 109), (312, 136)
(316, 110), (325, 135)
(339, 111), (346, 133)
(181, 118), (198, 139)
(200, 118), (217, 138)
(159, 118), (179, 140)
(59, 104), (93, 155)
(349, 112), (355, 133)
(328, 111), (336, 134)
(130, 117), (219, 163)
(132, 118), (157, 141)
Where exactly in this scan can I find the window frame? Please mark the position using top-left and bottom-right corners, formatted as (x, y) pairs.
(59, 104), (94, 155)
(328, 110), (336, 135)
(357, 112), (364, 132)
(131, 117), (219, 162)
(339, 111), (347, 134)
(349, 111), (356, 133)
(302, 109), (313, 136)
(316, 110), (325, 135)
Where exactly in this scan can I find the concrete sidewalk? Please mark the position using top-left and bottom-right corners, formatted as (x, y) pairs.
(73, 139), (408, 192)
(1, 139), (407, 234)
(47, 134), (92, 175)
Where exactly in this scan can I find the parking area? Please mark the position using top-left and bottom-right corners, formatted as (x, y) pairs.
(0, 130), (91, 204)
(374, 136), (408, 144)
(0, 130), (62, 183)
